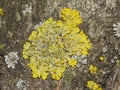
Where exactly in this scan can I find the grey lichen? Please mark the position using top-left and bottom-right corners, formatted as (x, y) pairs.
(16, 79), (27, 90)
(4, 52), (19, 69)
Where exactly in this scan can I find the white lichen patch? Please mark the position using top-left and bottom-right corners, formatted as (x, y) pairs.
(78, 55), (88, 65)
(16, 79), (27, 90)
(72, 55), (88, 67)
(111, 56), (118, 63)
(4, 52), (19, 69)
(22, 5), (32, 16)
(113, 22), (120, 37)
(103, 45), (108, 53)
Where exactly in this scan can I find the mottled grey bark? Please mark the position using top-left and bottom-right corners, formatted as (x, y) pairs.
(0, 0), (120, 90)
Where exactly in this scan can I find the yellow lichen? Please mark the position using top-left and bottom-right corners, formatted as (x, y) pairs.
(22, 8), (91, 80)
(87, 80), (103, 90)
(89, 65), (98, 75)
(61, 8), (82, 25)
(0, 8), (3, 15)
(68, 59), (77, 67)
(116, 60), (120, 66)
(99, 56), (105, 61)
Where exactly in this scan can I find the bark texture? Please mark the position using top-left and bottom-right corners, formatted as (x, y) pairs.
(0, 0), (120, 90)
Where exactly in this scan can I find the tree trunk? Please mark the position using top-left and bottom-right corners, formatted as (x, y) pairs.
(0, 0), (120, 90)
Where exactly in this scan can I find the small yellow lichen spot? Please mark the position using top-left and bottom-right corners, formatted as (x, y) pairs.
(87, 80), (103, 90)
(89, 65), (98, 75)
(68, 59), (77, 67)
(116, 60), (120, 66)
(99, 56), (105, 61)
(0, 8), (3, 15)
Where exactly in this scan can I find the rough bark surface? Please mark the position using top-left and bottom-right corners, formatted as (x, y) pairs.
(0, 0), (120, 90)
